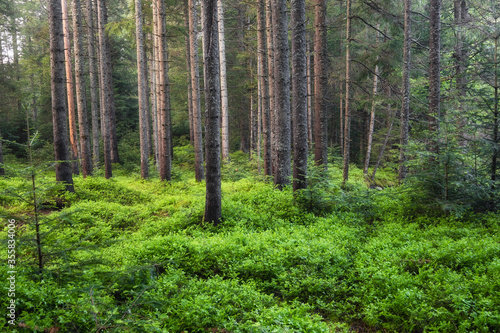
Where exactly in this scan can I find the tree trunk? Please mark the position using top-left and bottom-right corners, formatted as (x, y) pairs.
(49, 0), (74, 191)
(0, 128), (4, 176)
(97, 0), (112, 179)
(184, 0), (194, 146)
(202, 0), (222, 225)
(492, 30), (498, 184)
(372, 99), (395, 182)
(307, 37), (313, 149)
(342, 0), (352, 185)
(428, 0), (441, 157)
(61, 0), (80, 175)
(272, 0), (291, 189)
(189, 0), (205, 182)
(291, 0), (308, 191)
(399, 0), (411, 182)
(136, 0), (149, 179)
(266, 0), (275, 175)
(150, 8), (159, 168)
(257, 0), (272, 176)
(218, 0), (230, 162)
(86, 0), (100, 171)
(314, 0), (328, 167)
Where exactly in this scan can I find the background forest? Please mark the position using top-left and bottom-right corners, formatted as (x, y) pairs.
(1, 0), (500, 331)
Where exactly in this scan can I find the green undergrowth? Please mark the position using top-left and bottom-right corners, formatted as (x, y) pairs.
(0, 159), (499, 332)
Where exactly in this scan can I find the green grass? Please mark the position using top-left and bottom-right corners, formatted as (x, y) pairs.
(0, 153), (499, 332)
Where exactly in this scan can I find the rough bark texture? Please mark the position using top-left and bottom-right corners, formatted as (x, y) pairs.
(314, 0), (328, 167)
(364, 54), (379, 175)
(184, 0), (194, 146)
(73, 0), (92, 178)
(202, 0), (222, 225)
(189, 0), (205, 182)
(257, 0), (271, 177)
(217, 0), (229, 162)
(136, 0), (149, 179)
(291, 0), (308, 191)
(150, 8), (159, 168)
(428, 0), (441, 156)
(97, 0), (112, 179)
(493, 33), (498, 183)
(266, 0), (275, 175)
(86, 0), (100, 170)
(272, 0), (291, 188)
(307, 38), (313, 149)
(61, 0), (80, 175)
(398, 0), (411, 182)
(49, 0), (74, 191)
(343, 0), (352, 185)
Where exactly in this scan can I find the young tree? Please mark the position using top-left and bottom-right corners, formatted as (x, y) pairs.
(136, 0), (149, 179)
(314, 0), (328, 167)
(202, 0), (222, 224)
(49, 0), (74, 191)
(189, 0), (205, 182)
(272, 0), (291, 188)
(218, 0), (229, 162)
(61, 0), (79, 175)
(291, 0), (308, 191)
(399, 0), (412, 182)
(72, 0), (92, 178)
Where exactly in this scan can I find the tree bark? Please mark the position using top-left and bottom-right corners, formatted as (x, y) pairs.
(272, 0), (291, 189)
(61, 0), (80, 175)
(86, 0), (100, 171)
(218, 0), (230, 162)
(399, 0), (411, 182)
(0, 128), (4, 176)
(136, 0), (149, 179)
(343, 0), (352, 185)
(184, 0), (194, 146)
(49, 0), (74, 191)
(189, 0), (205, 182)
(202, 0), (222, 225)
(428, 0), (441, 157)
(291, 0), (308, 191)
(257, 0), (271, 177)
(97, 0), (112, 178)
(266, 0), (275, 175)
(72, 0), (92, 178)
(314, 0), (328, 167)
(492, 29), (498, 184)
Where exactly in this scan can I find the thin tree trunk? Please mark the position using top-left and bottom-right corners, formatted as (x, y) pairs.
(0, 128), (4, 176)
(399, 0), (411, 182)
(150, 10), (159, 168)
(49, 0), (74, 191)
(86, 0), (100, 170)
(340, 76), (344, 156)
(218, 0), (230, 162)
(307, 38), (313, 149)
(492, 30), (498, 184)
(314, 0), (328, 167)
(97, 0), (112, 178)
(428, 0), (441, 157)
(342, 0), (352, 185)
(189, 0), (205, 182)
(272, 0), (291, 188)
(136, 0), (149, 179)
(257, 0), (272, 176)
(184, 0), (194, 146)
(202, 0), (222, 225)
(266, 0), (276, 175)
(73, 0), (92, 177)
(61, 0), (80, 175)
(291, 0), (308, 191)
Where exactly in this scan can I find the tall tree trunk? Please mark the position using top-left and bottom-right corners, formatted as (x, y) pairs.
(97, 0), (112, 178)
(307, 38), (313, 149)
(340, 75), (344, 156)
(49, 0), (74, 191)
(155, 0), (172, 181)
(136, 0), (149, 179)
(150, 9), (159, 168)
(266, 0), (276, 175)
(61, 0), (80, 175)
(342, 0), (352, 185)
(189, 0), (205, 182)
(257, 0), (271, 176)
(364, 30), (380, 176)
(202, 0), (222, 225)
(272, 0), (291, 188)
(492, 29), (498, 184)
(0, 128), (4, 176)
(73, 0), (92, 178)
(291, 0), (308, 191)
(428, 0), (441, 157)
(314, 0), (328, 167)
(218, 0), (230, 162)
(184, 0), (194, 146)
(86, 0), (100, 170)
(399, 0), (411, 182)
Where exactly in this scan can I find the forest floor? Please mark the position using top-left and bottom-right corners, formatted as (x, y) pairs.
(1, 149), (499, 332)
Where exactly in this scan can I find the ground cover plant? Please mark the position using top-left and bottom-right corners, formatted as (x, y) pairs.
(1, 149), (499, 332)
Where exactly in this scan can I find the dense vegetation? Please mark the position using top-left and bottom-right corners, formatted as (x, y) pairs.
(1, 148), (499, 332)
